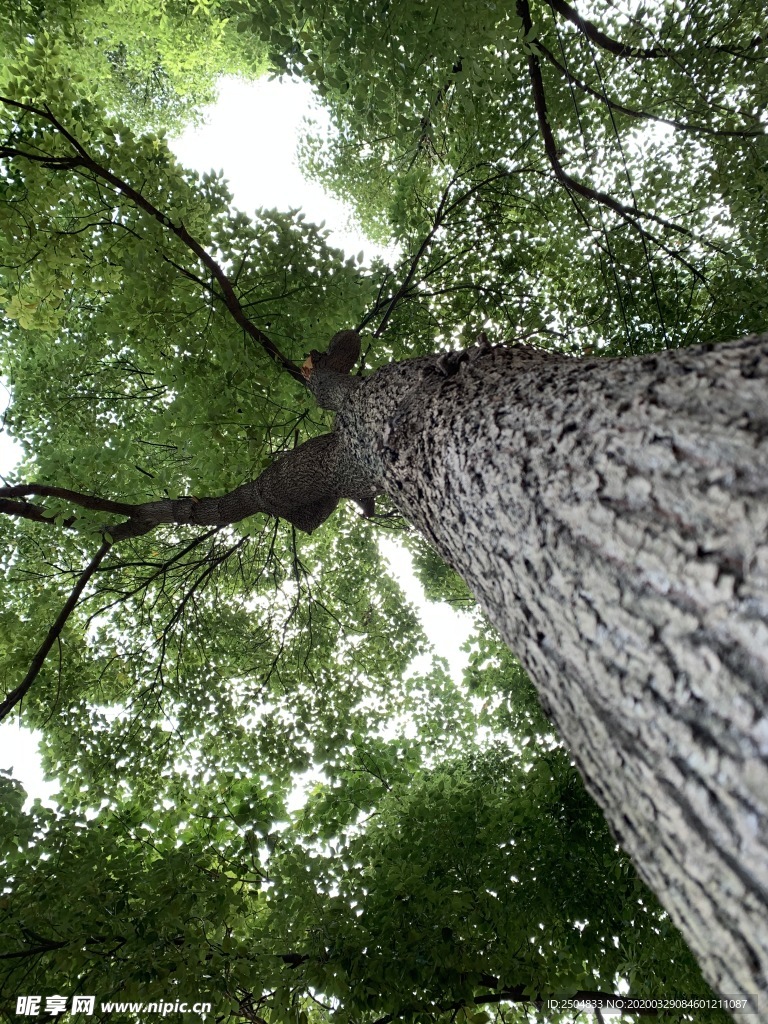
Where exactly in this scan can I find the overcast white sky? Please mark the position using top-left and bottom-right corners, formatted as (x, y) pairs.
(0, 76), (471, 807)
(172, 76), (392, 261)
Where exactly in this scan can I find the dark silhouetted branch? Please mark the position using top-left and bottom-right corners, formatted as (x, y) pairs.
(0, 540), (112, 721)
(0, 96), (305, 384)
(537, 41), (763, 139)
(549, 0), (662, 57)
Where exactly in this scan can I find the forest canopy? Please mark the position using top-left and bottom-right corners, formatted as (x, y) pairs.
(0, 0), (766, 1021)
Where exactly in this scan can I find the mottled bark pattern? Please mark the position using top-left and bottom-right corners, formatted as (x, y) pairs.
(340, 333), (768, 1005)
(115, 431), (378, 538)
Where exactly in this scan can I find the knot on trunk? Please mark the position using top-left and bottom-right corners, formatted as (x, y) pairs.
(302, 330), (363, 411)
(303, 329), (361, 377)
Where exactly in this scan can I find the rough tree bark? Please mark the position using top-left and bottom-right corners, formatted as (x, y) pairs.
(325, 331), (768, 1008)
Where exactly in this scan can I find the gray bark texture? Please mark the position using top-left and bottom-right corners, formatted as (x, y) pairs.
(329, 332), (768, 1008)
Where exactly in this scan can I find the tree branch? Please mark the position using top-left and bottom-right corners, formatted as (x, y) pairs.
(0, 540), (112, 721)
(0, 96), (305, 384)
(0, 418), (377, 715)
(537, 41), (763, 139)
(551, 0), (763, 61)
(361, 164), (525, 347)
(0, 496), (68, 527)
(0, 940), (69, 960)
(0, 483), (138, 516)
(548, 0), (662, 57)
(516, 0), (720, 271)
(366, 173), (460, 340)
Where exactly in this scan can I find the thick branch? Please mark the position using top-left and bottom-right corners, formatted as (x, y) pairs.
(0, 496), (66, 526)
(0, 96), (304, 384)
(549, 0), (763, 61)
(0, 423), (379, 715)
(107, 434), (361, 540)
(548, 0), (661, 57)
(0, 483), (138, 516)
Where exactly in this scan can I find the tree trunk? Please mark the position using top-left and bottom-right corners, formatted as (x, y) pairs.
(336, 333), (768, 1007)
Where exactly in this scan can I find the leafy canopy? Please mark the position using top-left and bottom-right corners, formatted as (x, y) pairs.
(0, 0), (766, 1020)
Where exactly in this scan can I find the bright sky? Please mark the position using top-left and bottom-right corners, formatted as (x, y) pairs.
(0, 76), (471, 808)
(172, 76), (394, 263)
(0, 378), (21, 471)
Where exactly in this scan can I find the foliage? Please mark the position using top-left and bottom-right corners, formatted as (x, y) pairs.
(1, 0), (267, 131)
(0, 0), (766, 1020)
(297, 0), (768, 354)
(1, 743), (725, 1023)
